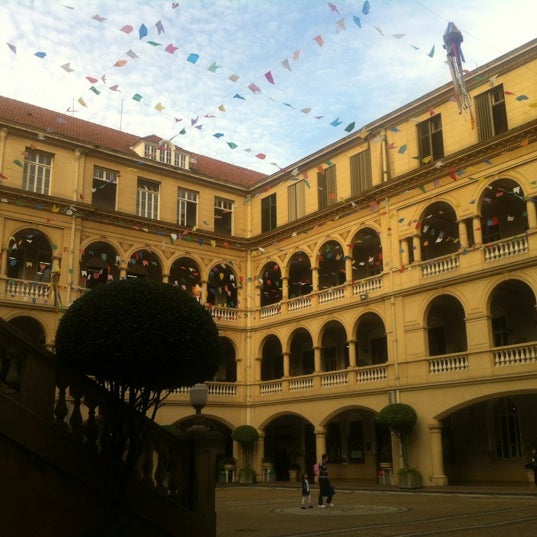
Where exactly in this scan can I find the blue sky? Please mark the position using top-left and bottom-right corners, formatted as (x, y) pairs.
(1, 0), (536, 174)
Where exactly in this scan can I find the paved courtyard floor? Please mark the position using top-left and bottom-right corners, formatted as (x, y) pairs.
(216, 482), (537, 537)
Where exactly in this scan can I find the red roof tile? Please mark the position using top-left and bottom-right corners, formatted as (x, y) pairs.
(0, 95), (265, 188)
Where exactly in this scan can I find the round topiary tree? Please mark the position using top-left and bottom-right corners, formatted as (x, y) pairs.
(55, 278), (220, 512)
(376, 403), (417, 468)
(55, 278), (219, 396)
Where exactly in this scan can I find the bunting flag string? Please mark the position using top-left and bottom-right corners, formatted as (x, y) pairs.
(2, 1), (446, 166)
(4, 1), (537, 169)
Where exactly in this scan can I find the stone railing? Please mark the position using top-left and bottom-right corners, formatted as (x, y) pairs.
(493, 342), (537, 367)
(318, 285), (345, 305)
(420, 256), (460, 278)
(1, 276), (52, 304)
(428, 353), (469, 374)
(352, 276), (382, 297)
(484, 236), (529, 262)
(289, 376), (314, 391)
(0, 318), (219, 537)
(287, 295), (312, 313)
(260, 302), (281, 319)
(320, 370), (348, 387)
(356, 365), (388, 382)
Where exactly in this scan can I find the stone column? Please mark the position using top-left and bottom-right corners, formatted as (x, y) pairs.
(282, 276), (289, 300)
(457, 219), (469, 249)
(526, 198), (537, 229)
(283, 352), (290, 377)
(347, 340), (357, 368)
(345, 255), (353, 283)
(313, 347), (322, 372)
(429, 422), (448, 486)
(400, 239), (410, 267)
(312, 267), (319, 292)
(315, 427), (327, 463)
(472, 216), (483, 246)
(254, 356), (262, 382)
(412, 235), (421, 262)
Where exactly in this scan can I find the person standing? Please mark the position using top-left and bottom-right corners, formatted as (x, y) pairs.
(300, 473), (313, 509)
(317, 453), (335, 508)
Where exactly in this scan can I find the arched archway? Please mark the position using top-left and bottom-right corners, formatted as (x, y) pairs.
(489, 279), (537, 347)
(261, 334), (283, 380)
(426, 294), (468, 356)
(169, 256), (202, 300)
(288, 251), (312, 298)
(320, 320), (348, 371)
(318, 240), (345, 289)
(289, 328), (314, 376)
(216, 337), (237, 382)
(355, 312), (387, 366)
(6, 229), (53, 282)
(480, 179), (529, 243)
(80, 241), (120, 288)
(259, 261), (282, 306)
(207, 263), (238, 308)
(8, 316), (46, 346)
(351, 227), (383, 280)
(419, 202), (459, 261)
(127, 249), (162, 282)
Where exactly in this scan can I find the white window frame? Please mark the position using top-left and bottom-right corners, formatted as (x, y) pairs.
(174, 152), (189, 169)
(23, 149), (52, 195)
(137, 178), (160, 219)
(144, 143), (156, 160)
(177, 188), (198, 227)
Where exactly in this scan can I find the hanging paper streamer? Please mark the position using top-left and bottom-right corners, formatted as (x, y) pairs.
(443, 22), (475, 128)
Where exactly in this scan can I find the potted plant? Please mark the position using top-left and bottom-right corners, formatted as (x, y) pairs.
(288, 462), (301, 482)
(222, 456), (236, 470)
(232, 424), (259, 484)
(376, 403), (421, 489)
(287, 446), (303, 482)
(262, 456), (275, 469)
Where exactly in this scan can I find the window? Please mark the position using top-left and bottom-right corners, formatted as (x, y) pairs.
(288, 181), (305, 221)
(475, 84), (508, 141)
(350, 149), (372, 195)
(23, 149), (52, 194)
(317, 165), (337, 210)
(144, 143), (156, 160)
(417, 115), (444, 165)
(261, 193), (277, 232)
(214, 197), (233, 235)
(177, 188), (198, 227)
(174, 152), (188, 169)
(137, 178), (159, 219)
(92, 166), (117, 211)
(158, 143), (172, 164)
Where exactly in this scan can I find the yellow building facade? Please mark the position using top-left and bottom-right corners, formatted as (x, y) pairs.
(1, 39), (537, 487)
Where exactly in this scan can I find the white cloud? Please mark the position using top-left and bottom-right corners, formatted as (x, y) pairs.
(1, 0), (536, 174)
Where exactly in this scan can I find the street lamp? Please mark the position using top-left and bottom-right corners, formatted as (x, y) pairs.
(189, 382), (208, 415)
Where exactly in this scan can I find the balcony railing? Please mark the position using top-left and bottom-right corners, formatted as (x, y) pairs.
(3, 277), (51, 304)
(428, 352), (469, 374)
(484, 235), (529, 262)
(493, 342), (537, 366)
(420, 255), (460, 278)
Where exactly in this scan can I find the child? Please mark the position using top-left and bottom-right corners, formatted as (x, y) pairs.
(300, 473), (313, 509)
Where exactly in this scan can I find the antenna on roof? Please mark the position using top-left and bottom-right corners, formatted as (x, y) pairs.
(66, 98), (78, 116)
(119, 99), (124, 131)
